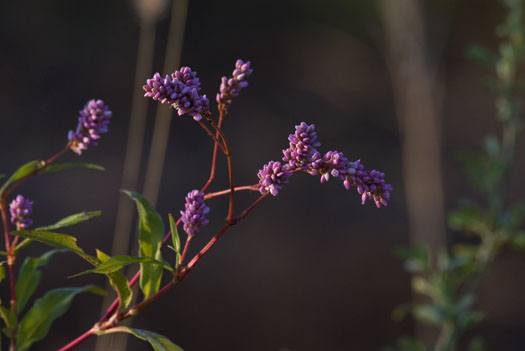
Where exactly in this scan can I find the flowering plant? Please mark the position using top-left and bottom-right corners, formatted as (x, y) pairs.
(0, 59), (391, 350)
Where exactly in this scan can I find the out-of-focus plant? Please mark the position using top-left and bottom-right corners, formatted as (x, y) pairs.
(389, 1), (525, 350)
(0, 57), (392, 350)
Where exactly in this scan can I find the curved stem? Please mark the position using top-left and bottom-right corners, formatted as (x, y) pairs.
(178, 234), (193, 267)
(201, 110), (225, 193)
(204, 185), (259, 200)
(202, 114), (236, 223)
(63, 194), (269, 350)
(56, 328), (95, 351)
(2, 143), (71, 203)
(196, 120), (226, 154)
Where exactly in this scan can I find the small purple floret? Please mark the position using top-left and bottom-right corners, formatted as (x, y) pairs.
(344, 161), (392, 208)
(143, 67), (210, 121)
(282, 122), (321, 170)
(9, 195), (33, 229)
(257, 161), (292, 196)
(68, 99), (112, 155)
(180, 190), (210, 236)
(280, 122), (392, 207)
(216, 59), (253, 106)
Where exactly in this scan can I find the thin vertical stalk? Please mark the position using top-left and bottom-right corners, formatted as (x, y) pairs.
(380, 0), (446, 345)
(142, 0), (189, 206)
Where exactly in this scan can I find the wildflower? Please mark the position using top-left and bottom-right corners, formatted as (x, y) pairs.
(143, 67), (210, 121)
(9, 195), (33, 229)
(345, 163), (392, 208)
(257, 161), (292, 196)
(282, 122), (321, 170)
(180, 190), (210, 236)
(310, 151), (350, 183)
(216, 59), (253, 106)
(68, 99), (112, 155)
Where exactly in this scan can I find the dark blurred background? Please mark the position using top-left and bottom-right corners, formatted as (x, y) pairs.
(2, 0), (525, 350)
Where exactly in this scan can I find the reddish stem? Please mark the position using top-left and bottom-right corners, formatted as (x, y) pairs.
(2, 143), (71, 203)
(56, 328), (94, 351)
(196, 119), (226, 154)
(202, 114), (236, 223)
(205, 185), (259, 200)
(178, 234), (193, 267)
(63, 194), (268, 350)
(201, 111), (224, 192)
(180, 193), (268, 279)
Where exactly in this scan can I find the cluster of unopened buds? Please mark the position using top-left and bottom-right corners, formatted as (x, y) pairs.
(258, 122), (392, 208)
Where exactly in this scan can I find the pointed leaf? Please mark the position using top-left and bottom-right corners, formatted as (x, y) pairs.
(36, 211), (101, 231)
(0, 265), (5, 283)
(0, 160), (46, 196)
(169, 214), (181, 254)
(11, 230), (98, 266)
(96, 326), (183, 351)
(107, 271), (133, 309)
(16, 250), (63, 313)
(96, 248), (111, 262)
(42, 163), (104, 174)
(169, 214), (181, 268)
(72, 255), (173, 277)
(17, 286), (105, 351)
(0, 304), (11, 329)
(122, 190), (164, 300)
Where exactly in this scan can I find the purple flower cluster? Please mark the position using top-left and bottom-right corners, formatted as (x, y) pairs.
(257, 161), (292, 196)
(257, 122), (392, 207)
(180, 190), (210, 236)
(282, 122), (321, 170)
(9, 195), (33, 229)
(216, 59), (253, 107)
(68, 99), (112, 155)
(344, 161), (392, 208)
(143, 67), (210, 121)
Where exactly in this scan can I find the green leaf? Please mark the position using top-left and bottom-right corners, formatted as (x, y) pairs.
(393, 246), (429, 273)
(16, 250), (63, 313)
(11, 230), (98, 266)
(510, 231), (525, 249)
(122, 191), (164, 300)
(396, 336), (426, 351)
(169, 214), (180, 254)
(42, 163), (104, 174)
(467, 45), (496, 66)
(17, 285), (105, 351)
(0, 265), (5, 283)
(169, 213), (181, 268)
(0, 304), (12, 329)
(107, 271), (133, 309)
(413, 304), (448, 326)
(448, 205), (487, 235)
(95, 326), (183, 351)
(96, 248), (111, 262)
(468, 337), (486, 351)
(0, 160), (46, 197)
(36, 211), (101, 231)
(72, 255), (173, 277)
